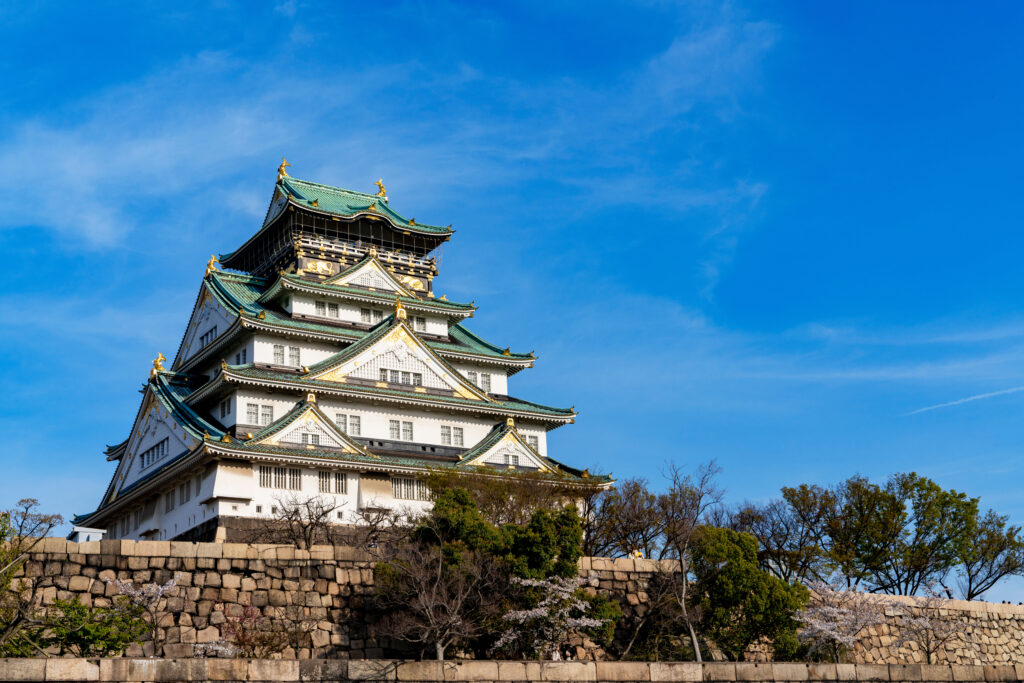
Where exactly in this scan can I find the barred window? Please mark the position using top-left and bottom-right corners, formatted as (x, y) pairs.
(259, 466), (272, 488)
(361, 308), (372, 323)
(335, 472), (347, 494)
(389, 420), (400, 439)
(195, 477), (201, 497)
(319, 471), (347, 494)
(179, 482), (191, 505)
(392, 477), (430, 501)
(373, 309), (384, 323)
(288, 468), (301, 490)
(234, 349), (247, 365)
(316, 301), (327, 316)
(219, 399), (230, 419)
(335, 414), (347, 432)
(402, 421), (413, 441)
(349, 415), (361, 436)
(199, 326), (218, 347)
(273, 345), (285, 364)
(165, 491), (175, 513)
(453, 427), (464, 447)
(527, 436), (539, 451)
(414, 316), (427, 332)
(274, 467), (287, 488)
(246, 403), (259, 424)
(480, 373), (491, 393)
(319, 471), (331, 493)
(260, 405), (273, 426)
(328, 302), (339, 318)
(379, 368), (388, 382)
(288, 346), (301, 367)
(140, 439), (169, 469)
(440, 425), (451, 445)
(466, 370), (477, 385)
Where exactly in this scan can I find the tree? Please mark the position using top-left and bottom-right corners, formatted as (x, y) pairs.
(374, 517), (502, 661)
(105, 578), (176, 655)
(731, 499), (830, 585)
(586, 479), (664, 559)
(952, 509), (1024, 600)
(891, 589), (967, 664)
(656, 462), (722, 663)
(420, 469), (606, 528)
(41, 598), (148, 657)
(689, 526), (808, 661)
(796, 581), (890, 662)
(221, 604), (289, 658)
(246, 494), (345, 549)
(494, 576), (610, 660)
(0, 498), (62, 656)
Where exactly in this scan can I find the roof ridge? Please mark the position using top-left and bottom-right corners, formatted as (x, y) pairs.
(282, 176), (380, 199)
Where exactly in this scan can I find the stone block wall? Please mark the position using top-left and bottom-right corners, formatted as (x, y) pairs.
(2, 659), (1024, 682)
(13, 541), (1024, 664)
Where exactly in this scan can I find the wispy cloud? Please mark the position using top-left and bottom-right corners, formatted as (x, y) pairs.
(904, 385), (1024, 416)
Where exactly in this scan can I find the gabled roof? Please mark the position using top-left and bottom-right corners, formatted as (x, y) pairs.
(304, 313), (494, 402)
(457, 419), (556, 473)
(243, 394), (373, 457)
(275, 176), (453, 236)
(178, 270), (531, 371)
(322, 251), (415, 294)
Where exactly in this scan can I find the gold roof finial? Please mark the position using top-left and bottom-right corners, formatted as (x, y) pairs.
(277, 158), (291, 180)
(503, 347), (511, 357)
(506, 416), (515, 428)
(150, 353), (166, 378)
(306, 392), (317, 404)
(368, 245), (378, 258)
(394, 296), (407, 321)
(375, 178), (387, 197)
(205, 255), (219, 276)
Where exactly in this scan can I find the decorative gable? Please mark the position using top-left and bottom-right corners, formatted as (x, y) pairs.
(461, 422), (552, 473)
(175, 287), (234, 366)
(114, 390), (201, 497)
(326, 256), (412, 296)
(249, 397), (367, 455)
(309, 322), (491, 402)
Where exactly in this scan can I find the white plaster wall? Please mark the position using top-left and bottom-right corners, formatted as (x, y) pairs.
(449, 362), (509, 396)
(252, 334), (340, 367)
(176, 296), (234, 366)
(121, 405), (199, 488)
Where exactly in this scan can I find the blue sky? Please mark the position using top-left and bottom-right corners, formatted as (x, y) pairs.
(3, 2), (1024, 598)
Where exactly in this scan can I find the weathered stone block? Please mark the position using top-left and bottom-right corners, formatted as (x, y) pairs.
(951, 666), (984, 682)
(856, 664), (890, 681)
(807, 663), (838, 681)
(736, 663), (773, 681)
(704, 663), (738, 682)
(249, 659), (300, 681)
(45, 658), (99, 681)
(890, 664), (923, 681)
(170, 541), (197, 557)
(196, 542), (223, 558)
(300, 659), (348, 682)
(540, 661), (597, 681)
(772, 664), (810, 681)
(921, 665), (954, 681)
(596, 661), (652, 681)
(446, 661), (502, 681)
(650, 662), (702, 682)
(0, 658), (46, 681)
(983, 665), (1017, 681)
(396, 660), (443, 680)
(348, 660), (398, 680)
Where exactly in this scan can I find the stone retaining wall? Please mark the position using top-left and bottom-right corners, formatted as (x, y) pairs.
(13, 540), (1024, 664)
(2, 659), (1023, 682)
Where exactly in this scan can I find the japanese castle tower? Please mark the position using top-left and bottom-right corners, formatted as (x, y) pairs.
(77, 163), (598, 542)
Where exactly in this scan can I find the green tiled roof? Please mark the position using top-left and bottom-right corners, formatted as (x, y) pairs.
(224, 364), (575, 419)
(456, 420), (599, 479)
(204, 270), (532, 363)
(279, 177), (453, 235)
(151, 373), (228, 441)
(267, 272), (475, 313)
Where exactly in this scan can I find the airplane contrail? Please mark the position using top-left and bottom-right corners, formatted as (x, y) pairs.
(904, 385), (1024, 416)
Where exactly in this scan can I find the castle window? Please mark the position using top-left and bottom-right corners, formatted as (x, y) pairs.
(260, 405), (273, 426)
(288, 346), (301, 367)
(259, 466), (272, 488)
(246, 403), (258, 424)
(301, 433), (320, 446)
(328, 302), (339, 318)
(380, 370), (423, 387)
(273, 345), (285, 364)
(140, 439), (169, 469)
(392, 477), (430, 501)
(335, 414), (347, 432)
(349, 415), (361, 436)
(199, 326), (218, 347)
(219, 399), (230, 419)
(480, 373), (491, 393)
(402, 421), (414, 441)
(414, 316), (427, 332)
(527, 436), (539, 451)
(466, 371), (477, 385)
(440, 425), (464, 447)
(288, 468), (302, 490)
(316, 301), (327, 316)
(319, 471), (347, 494)
(453, 427), (464, 447)
(234, 349), (246, 365)
(165, 491), (175, 513)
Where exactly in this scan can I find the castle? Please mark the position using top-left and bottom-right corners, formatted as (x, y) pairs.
(74, 163), (599, 541)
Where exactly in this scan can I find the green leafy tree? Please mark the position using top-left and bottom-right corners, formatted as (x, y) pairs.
(953, 509), (1024, 600)
(42, 598), (148, 657)
(689, 526), (808, 661)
